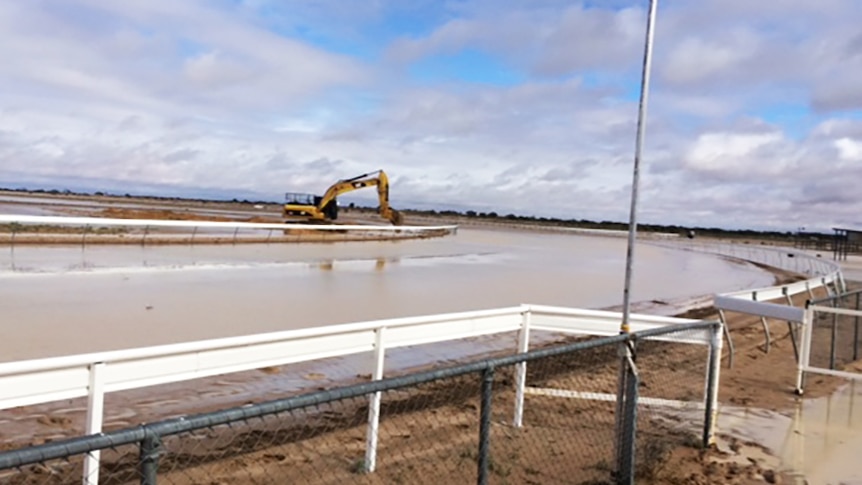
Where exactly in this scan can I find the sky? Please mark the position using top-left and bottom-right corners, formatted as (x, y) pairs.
(1, 1), (861, 231)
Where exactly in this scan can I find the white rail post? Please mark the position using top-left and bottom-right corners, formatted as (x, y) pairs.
(796, 308), (814, 395)
(83, 362), (106, 485)
(823, 278), (834, 298)
(364, 327), (386, 473)
(513, 307), (532, 427)
(702, 323), (723, 447)
(752, 291), (772, 353)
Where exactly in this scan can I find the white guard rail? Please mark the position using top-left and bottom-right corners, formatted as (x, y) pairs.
(0, 305), (706, 411)
(0, 304), (711, 483)
(0, 214), (458, 235)
(667, 241), (846, 367)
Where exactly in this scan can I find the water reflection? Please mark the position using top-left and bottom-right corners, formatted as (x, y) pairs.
(710, 382), (862, 484)
(780, 381), (862, 484)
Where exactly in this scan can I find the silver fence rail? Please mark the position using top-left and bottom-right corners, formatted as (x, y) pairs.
(0, 320), (722, 485)
(796, 289), (862, 394)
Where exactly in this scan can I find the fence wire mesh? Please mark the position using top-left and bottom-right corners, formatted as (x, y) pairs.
(516, 339), (620, 483)
(0, 445), (141, 485)
(810, 291), (862, 371)
(0, 323), (720, 485)
(633, 328), (713, 483)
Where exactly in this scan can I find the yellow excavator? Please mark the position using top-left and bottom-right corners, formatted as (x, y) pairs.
(283, 170), (404, 225)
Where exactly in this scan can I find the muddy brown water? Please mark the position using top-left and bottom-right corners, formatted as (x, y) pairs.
(6, 224), (859, 484)
(0, 228), (772, 361)
(669, 381), (862, 484)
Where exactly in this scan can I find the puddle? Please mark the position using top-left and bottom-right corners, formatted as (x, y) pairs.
(713, 382), (862, 484)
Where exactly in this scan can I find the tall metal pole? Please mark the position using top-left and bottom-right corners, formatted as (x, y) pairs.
(614, 2), (659, 480)
(620, 0), (659, 334)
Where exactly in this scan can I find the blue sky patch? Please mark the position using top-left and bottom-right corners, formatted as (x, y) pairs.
(408, 49), (524, 86)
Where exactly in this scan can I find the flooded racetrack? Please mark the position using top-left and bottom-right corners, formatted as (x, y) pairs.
(0, 228), (772, 361)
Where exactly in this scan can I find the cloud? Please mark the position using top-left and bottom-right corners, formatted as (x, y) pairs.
(834, 138), (862, 161)
(0, 0), (861, 231)
(662, 35), (757, 85)
(386, 4), (646, 77)
(684, 132), (785, 174)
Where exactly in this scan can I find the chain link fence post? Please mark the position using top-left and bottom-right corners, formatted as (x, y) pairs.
(140, 430), (161, 485)
(477, 366), (495, 485)
(855, 292), (860, 361)
(831, 295), (839, 369)
(615, 342), (639, 485)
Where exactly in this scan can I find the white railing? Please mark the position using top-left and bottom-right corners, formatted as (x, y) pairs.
(0, 304), (711, 484)
(658, 240), (846, 367)
(654, 240), (843, 310)
(0, 214), (458, 241)
(796, 303), (862, 393)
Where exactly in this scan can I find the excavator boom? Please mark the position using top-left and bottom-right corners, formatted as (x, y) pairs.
(283, 170), (403, 225)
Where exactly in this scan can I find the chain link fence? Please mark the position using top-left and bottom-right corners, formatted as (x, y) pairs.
(631, 328), (716, 483)
(0, 321), (720, 485)
(807, 289), (862, 371)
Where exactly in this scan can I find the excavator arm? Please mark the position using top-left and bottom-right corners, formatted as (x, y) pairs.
(283, 170), (403, 225)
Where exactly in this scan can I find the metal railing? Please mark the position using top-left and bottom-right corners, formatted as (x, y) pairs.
(796, 289), (862, 393)
(0, 320), (722, 485)
(0, 304), (708, 483)
(655, 240), (845, 368)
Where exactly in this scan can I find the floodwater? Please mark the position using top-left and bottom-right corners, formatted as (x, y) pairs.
(714, 382), (862, 484)
(0, 228), (772, 361)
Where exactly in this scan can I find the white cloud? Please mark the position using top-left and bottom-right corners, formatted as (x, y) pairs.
(685, 132), (784, 173)
(0, 0), (861, 231)
(835, 137), (862, 161)
(663, 35), (756, 85)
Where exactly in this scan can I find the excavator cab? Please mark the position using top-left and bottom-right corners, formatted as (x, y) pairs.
(284, 193), (338, 220)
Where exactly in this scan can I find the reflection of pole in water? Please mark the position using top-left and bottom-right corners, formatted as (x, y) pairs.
(9, 225), (16, 271)
(791, 403), (804, 484)
(824, 392), (832, 451)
